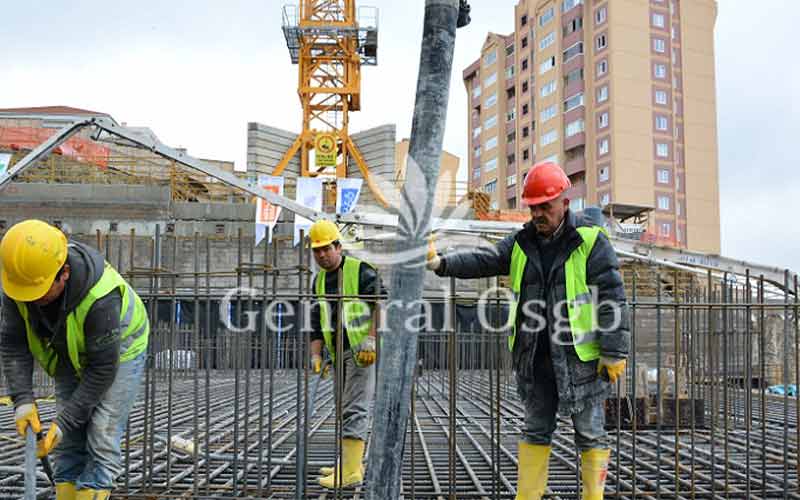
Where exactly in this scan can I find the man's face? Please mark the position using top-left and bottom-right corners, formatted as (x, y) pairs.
(34, 264), (70, 306)
(529, 196), (569, 236)
(312, 243), (342, 271)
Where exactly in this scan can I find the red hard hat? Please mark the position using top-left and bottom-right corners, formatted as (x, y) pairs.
(521, 161), (571, 206)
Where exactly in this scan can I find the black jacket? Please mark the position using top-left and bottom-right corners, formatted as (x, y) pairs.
(1, 241), (123, 432)
(436, 210), (630, 414)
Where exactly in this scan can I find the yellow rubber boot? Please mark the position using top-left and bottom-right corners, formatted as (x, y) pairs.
(515, 442), (551, 500)
(55, 482), (76, 500)
(75, 489), (110, 500)
(319, 463), (365, 476)
(581, 448), (611, 500)
(319, 438), (365, 489)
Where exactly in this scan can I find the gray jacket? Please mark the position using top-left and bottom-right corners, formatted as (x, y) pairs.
(0, 241), (123, 432)
(436, 210), (630, 415)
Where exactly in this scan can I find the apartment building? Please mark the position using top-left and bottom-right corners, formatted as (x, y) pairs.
(462, 0), (720, 252)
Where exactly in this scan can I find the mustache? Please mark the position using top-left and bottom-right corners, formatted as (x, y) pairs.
(534, 218), (548, 225)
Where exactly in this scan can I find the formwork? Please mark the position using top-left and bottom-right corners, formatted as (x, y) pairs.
(0, 229), (798, 499)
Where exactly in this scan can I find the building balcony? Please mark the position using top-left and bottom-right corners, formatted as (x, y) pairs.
(472, 94), (481, 109)
(506, 185), (517, 200)
(562, 54), (584, 75)
(506, 118), (516, 134)
(563, 106), (584, 123)
(506, 141), (516, 156)
(564, 79), (584, 100)
(565, 181), (586, 200)
(506, 76), (515, 90)
(564, 155), (585, 176)
(562, 30), (583, 50)
(564, 132), (586, 152)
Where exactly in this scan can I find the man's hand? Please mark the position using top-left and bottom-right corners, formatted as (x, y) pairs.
(36, 422), (62, 459)
(426, 237), (441, 272)
(14, 403), (41, 437)
(354, 336), (376, 367)
(312, 354), (322, 374)
(597, 356), (626, 384)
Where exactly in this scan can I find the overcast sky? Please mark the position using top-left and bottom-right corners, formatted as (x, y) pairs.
(1, 1), (797, 272)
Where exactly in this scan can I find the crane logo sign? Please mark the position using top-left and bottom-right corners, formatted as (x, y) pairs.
(315, 133), (337, 167)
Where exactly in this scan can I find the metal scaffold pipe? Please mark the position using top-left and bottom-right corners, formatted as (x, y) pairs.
(366, 0), (469, 498)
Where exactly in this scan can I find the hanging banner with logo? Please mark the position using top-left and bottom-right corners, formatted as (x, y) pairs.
(255, 175), (284, 246)
(315, 132), (337, 168)
(0, 153), (12, 182)
(293, 176), (324, 246)
(336, 177), (363, 214)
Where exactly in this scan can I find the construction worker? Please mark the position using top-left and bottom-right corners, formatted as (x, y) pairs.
(427, 162), (630, 499)
(0, 220), (149, 500)
(308, 219), (383, 489)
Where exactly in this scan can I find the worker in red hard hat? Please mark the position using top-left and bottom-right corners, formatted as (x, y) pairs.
(427, 161), (630, 499)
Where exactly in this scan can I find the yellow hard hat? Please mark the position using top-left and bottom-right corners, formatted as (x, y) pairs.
(309, 220), (341, 249)
(0, 219), (68, 302)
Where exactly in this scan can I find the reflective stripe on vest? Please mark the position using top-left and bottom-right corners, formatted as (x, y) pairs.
(16, 262), (150, 377)
(316, 257), (372, 363)
(507, 226), (604, 361)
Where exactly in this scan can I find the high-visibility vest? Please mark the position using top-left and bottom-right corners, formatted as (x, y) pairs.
(315, 256), (373, 363)
(16, 262), (149, 377)
(507, 226), (604, 362)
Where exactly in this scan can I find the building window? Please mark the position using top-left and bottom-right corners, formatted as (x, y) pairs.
(562, 0), (583, 12)
(507, 153), (515, 164)
(676, 226), (682, 242)
(598, 137), (609, 155)
(540, 104), (557, 123)
(655, 89), (668, 105)
(506, 44), (515, 56)
(596, 59), (608, 77)
(485, 179), (498, 193)
(597, 85), (608, 103)
(472, 167), (481, 180)
(508, 197), (517, 209)
(472, 85), (482, 98)
(657, 168), (670, 184)
(656, 143), (669, 158)
(600, 193), (610, 206)
(539, 56), (556, 74)
(596, 6), (607, 25)
(522, 103), (529, 115)
(564, 92), (584, 112)
(485, 92), (497, 108)
(507, 174), (517, 187)
(541, 80), (557, 97)
(596, 33), (607, 51)
(507, 131), (516, 144)
(660, 222), (671, 237)
(484, 114), (497, 130)
(655, 115), (668, 131)
(654, 63), (667, 79)
(521, 14), (528, 26)
(522, 81), (529, 93)
(541, 129), (558, 146)
(523, 126), (530, 138)
(564, 67), (583, 87)
(653, 38), (666, 53)
(522, 58), (529, 71)
(523, 149), (530, 161)
(522, 36), (529, 48)
(473, 125), (482, 138)
(486, 136), (498, 151)
(485, 157), (498, 172)
(597, 111), (609, 129)
(506, 66), (515, 80)
(563, 41), (583, 62)
(565, 119), (585, 137)
(539, 6), (555, 26)
(484, 50), (497, 65)
(570, 197), (585, 211)
(563, 16), (583, 37)
(652, 13), (665, 28)
(484, 71), (497, 87)
(599, 166), (609, 182)
(540, 31), (555, 51)
(658, 196), (671, 211)
(473, 145), (481, 157)
(507, 109), (516, 122)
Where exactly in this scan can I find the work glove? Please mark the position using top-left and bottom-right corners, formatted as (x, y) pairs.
(426, 236), (441, 272)
(354, 336), (377, 367)
(14, 403), (41, 437)
(597, 356), (626, 384)
(36, 421), (62, 459)
(312, 354), (323, 374)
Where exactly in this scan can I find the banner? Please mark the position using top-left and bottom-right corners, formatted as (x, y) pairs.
(0, 153), (12, 179)
(293, 176), (324, 246)
(336, 177), (363, 214)
(255, 175), (284, 246)
(315, 133), (337, 168)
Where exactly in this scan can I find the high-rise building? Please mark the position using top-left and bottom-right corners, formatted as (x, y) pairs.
(462, 0), (720, 252)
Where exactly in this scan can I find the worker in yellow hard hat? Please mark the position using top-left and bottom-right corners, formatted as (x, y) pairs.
(307, 219), (384, 489)
(0, 219), (149, 500)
